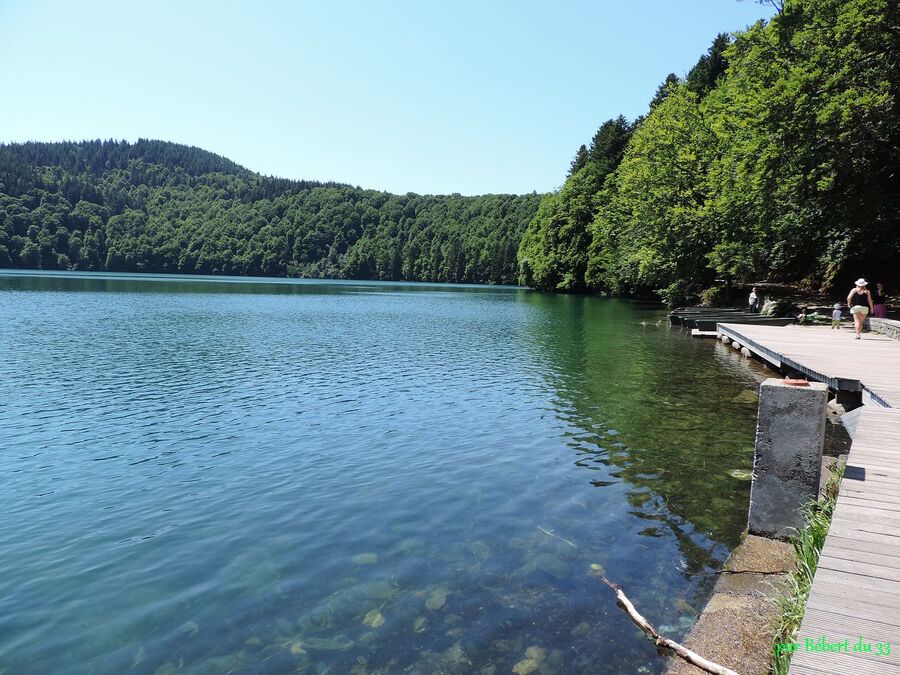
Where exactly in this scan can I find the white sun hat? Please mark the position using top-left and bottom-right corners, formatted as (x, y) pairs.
(855, 278), (868, 286)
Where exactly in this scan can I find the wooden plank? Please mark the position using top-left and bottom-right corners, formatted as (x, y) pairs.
(791, 648), (900, 674)
(801, 607), (900, 640)
(806, 587), (900, 626)
(817, 556), (900, 583)
(825, 521), (900, 541)
(838, 492), (900, 509)
(812, 566), (900, 596)
(840, 476), (900, 494)
(842, 458), (900, 470)
(819, 542), (900, 570)
(823, 534), (900, 559)
(832, 503), (900, 526)
(803, 578), (900, 611)
(840, 483), (900, 499)
(792, 621), (900, 665)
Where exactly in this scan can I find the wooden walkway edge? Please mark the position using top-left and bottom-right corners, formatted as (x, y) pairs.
(714, 324), (900, 675)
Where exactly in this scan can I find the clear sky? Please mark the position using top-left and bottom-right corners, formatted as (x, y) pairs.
(0, 0), (774, 195)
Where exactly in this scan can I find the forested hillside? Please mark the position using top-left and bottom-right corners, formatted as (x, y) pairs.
(0, 140), (540, 284)
(5, 0), (896, 298)
(519, 0), (900, 304)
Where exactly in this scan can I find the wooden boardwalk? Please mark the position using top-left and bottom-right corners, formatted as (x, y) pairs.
(715, 323), (900, 674)
(717, 323), (900, 407)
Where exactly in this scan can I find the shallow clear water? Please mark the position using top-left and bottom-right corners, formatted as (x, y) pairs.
(0, 271), (764, 674)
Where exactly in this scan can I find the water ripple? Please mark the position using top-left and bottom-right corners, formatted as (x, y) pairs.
(0, 273), (762, 674)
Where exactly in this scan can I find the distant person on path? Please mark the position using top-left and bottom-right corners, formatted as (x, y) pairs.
(749, 287), (759, 313)
(872, 281), (888, 318)
(847, 279), (874, 340)
(831, 303), (842, 329)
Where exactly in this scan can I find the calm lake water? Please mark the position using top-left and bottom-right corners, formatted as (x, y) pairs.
(0, 271), (764, 674)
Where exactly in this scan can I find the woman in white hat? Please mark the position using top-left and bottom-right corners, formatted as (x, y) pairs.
(847, 278), (874, 339)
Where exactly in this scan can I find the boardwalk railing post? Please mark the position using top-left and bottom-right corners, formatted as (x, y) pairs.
(747, 378), (828, 540)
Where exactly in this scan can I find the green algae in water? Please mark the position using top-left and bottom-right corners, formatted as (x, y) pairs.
(732, 390), (760, 405)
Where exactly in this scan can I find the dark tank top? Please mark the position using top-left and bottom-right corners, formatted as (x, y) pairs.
(849, 289), (870, 307)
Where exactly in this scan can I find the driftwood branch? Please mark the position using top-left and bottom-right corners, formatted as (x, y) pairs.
(600, 577), (741, 675)
(537, 526), (577, 548)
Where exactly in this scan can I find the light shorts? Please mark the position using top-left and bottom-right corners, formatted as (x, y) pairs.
(850, 305), (869, 316)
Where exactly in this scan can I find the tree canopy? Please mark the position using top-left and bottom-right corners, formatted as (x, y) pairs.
(518, 0), (900, 304)
(0, 140), (541, 284)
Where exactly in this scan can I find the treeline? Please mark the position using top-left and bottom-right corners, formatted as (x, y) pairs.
(519, 0), (900, 305)
(0, 140), (540, 284)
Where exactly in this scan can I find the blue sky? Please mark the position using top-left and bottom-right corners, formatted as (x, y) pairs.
(0, 1), (774, 195)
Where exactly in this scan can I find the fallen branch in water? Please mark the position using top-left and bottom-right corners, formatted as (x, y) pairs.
(599, 577), (740, 675)
(536, 526), (577, 548)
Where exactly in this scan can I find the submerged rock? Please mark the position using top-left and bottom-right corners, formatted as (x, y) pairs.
(352, 553), (379, 565)
(512, 658), (539, 674)
(299, 635), (354, 652)
(534, 554), (571, 580)
(178, 621), (199, 637)
(442, 642), (468, 666)
(470, 540), (492, 558)
(362, 609), (385, 628)
(570, 621), (591, 638)
(425, 587), (449, 611)
(358, 631), (378, 645)
(359, 580), (398, 599)
(524, 646), (546, 661)
(276, 618), (295, 636)
(547, 649), (565, 668)
(674, 598), (698, 616)
(587, 563), (605, 577)
(443, 613), (463, 626)
(413, 616), (427, 633)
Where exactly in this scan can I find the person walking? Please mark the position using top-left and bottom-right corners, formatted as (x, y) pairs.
(831, 303), (842, 329)
(847, 279), (874, 339)
(872, 281), (888, 318)
(748, 287), (759, 313)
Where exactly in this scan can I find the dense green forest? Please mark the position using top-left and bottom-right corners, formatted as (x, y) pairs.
(519, 0), (899, 304)
(3, 0), (897, 300)
(0, 140), (540, 284)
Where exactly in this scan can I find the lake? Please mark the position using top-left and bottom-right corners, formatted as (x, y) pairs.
(0, 271), (762, 674)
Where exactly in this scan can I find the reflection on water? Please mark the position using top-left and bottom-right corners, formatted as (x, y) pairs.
(0, 272), (762, 674)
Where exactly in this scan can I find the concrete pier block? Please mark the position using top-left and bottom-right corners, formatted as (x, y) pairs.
(741, 347), (751, 357)
(748, 379), (827, 540)
(732, 341), (742, 350)
(722, 336), (731, 345)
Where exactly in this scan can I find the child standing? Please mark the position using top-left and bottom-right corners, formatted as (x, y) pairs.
(832, 303), (842, 329)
